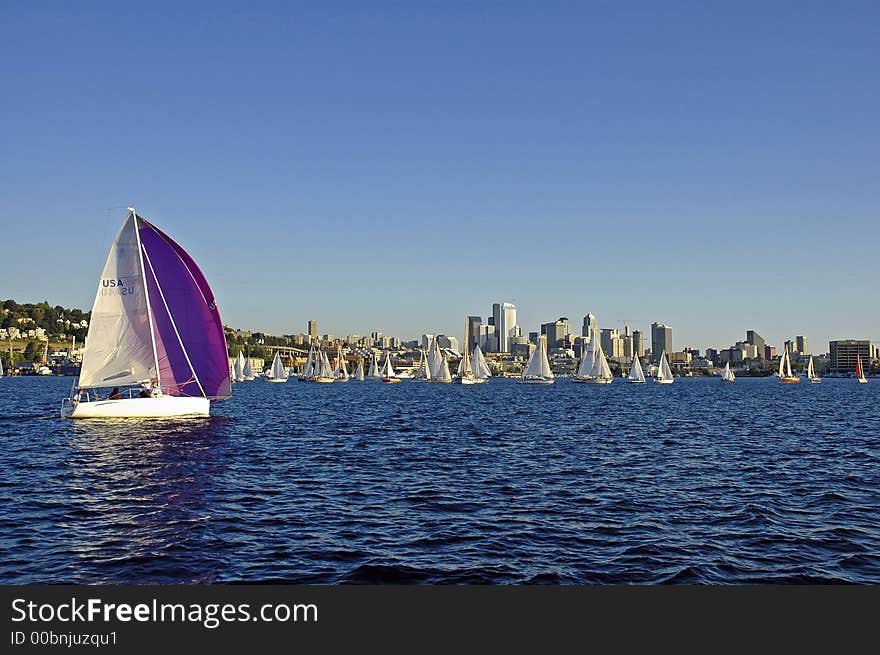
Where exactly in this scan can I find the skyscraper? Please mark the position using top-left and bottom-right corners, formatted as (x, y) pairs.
(307, 320), (318, 339)
(466, 316), (482, 351)
(651, 322), (672, 363)
(746, 330), (766, 359)
(796, 335), (808, 355)
(582, 313), (598, 340)
(542, 317), (570, 349)
(632, 330), (644, 357)
(829, 339), (870, 373)
(491, 301), (516, 352)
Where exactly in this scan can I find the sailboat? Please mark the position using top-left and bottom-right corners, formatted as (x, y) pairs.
(805, 356), (821, 384)
(299, 347), (314, 381)
(353, 358), (365, 381)
(654, 350), (674, 384)
(433, 352), (452, 383)
(779, 346), (799, 383)
(587, 343), (613, 384)
(520, 336), (554, 384)
(242, 357), (255, 381)
(60, 209), (231, 418)
(0, 355), (4, 379)
(313, 350), (336, 383)
(627, 354), (646, 384)
(427, 338), (444, 380)
(233, 350), (246, 382)
(267, 352), (288, 382)
(415, 348), (432, 381)
(380, 352), (400, 383)
(470, 345), (491, 384)
(367, 352), (381, 380)
(454, 345), (476, 385)
(856, 354), (868, 384)
(572, 340), (596, 383)
(333, 346), (349, 382)
(721, 361), (735, 383)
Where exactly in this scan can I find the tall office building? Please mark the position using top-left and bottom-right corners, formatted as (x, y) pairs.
(307, 320), (318, 339)
(651, 322), (673, 363)
(466, 316), (482, 351)
(541, 317), (570, 349)
(500, 303), (516, 352)
(829, 339), (870, 373)
(478, 326), (496, 353)
(746, 330), (766, 359)
(600, 328), (624, 358)
(632, 330), (644, 357)
(795, 335), (808, 355)
(491, 302), (517, 352)
(582, 313), (598, 340)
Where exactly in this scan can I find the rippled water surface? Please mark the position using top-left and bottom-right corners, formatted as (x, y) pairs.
(1, 376), (878, 584)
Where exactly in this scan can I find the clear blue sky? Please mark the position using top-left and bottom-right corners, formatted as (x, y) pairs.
(2, 2), (878, 351)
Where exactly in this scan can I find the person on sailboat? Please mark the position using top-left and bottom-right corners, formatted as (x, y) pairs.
(109, 387), (122, 400)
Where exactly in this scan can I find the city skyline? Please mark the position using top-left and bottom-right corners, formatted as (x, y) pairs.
(2, 3), (879, 350)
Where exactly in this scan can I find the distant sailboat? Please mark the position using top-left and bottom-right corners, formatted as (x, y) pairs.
(333, 346), (349, 382)
(267, 352), (288, 382)
(856, 354), (868, 384)
(627, 354), (646, 384)
(470, 345), (491, 383)
(572, 339), (597, 383)
(312, 350), (335, 383)
(454, 344), (476, 385)
(427, 338), (444, 380)
(353, 358), (365, 381)
(60, 209), (230, 418)
(805, 356), (821, 384)
(381, 352), (400, 383)
(433, 352), (452, 383)
(367, 352), (381, 380)
(415, 349), (431, 381)
(779, 346), (799, 383)
(234, 350), (246, 382)
(520, 336), (554, 384)
(242, 357), (255, 381)
(299, 347), (314, 381)
(1, 355), (4, 379)
(721, 361), (735, 383)
(654, 350), (674, 384)
(587, 343), (613, 384)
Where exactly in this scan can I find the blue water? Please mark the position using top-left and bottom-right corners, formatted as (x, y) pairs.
(0, 376), (878, 584)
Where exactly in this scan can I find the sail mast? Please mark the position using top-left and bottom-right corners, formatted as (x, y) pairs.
(132, 209), (162, 388)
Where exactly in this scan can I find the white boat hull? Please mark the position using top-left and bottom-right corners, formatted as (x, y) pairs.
(454, 377), (477, 385)
(267, 378), (288, 383)
(627, 379), (645, 384)
(519, 377), (554, 384)
(653, 378), (674, 384)
(62, 395), (210, 419)
(586, 378), (613, 384)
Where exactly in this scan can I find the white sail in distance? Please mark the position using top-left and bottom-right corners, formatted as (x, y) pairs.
(628, 354), (645, 382)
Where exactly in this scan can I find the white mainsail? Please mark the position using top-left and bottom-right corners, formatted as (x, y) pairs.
(242, 357), (254, 380)
(435, 353), (452, 382)
(628, 354), (645, 383)
(427, 339), (443, 379)
(457, 346), (474, 379)
(523, 336), (553, 379)
(334, 346), (349, 380)
(657, 351), (674, 382)
(368, 352), (381, 379)
(471, 345), (491, 379)
(354, 360), (365, 381)
(721, 361), (735, 382)
(78, 214), (157, 389)
(591, 344), (613, 381)
(577, 340), (597, 378)
(320, 351), (334, 378)
(381, 352), (396, 378)
(269, 352), (287, 380)
(416, 349), (431, 380)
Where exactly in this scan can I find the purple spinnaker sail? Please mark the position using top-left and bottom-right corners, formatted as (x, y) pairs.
(137, 216), (232, 399)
